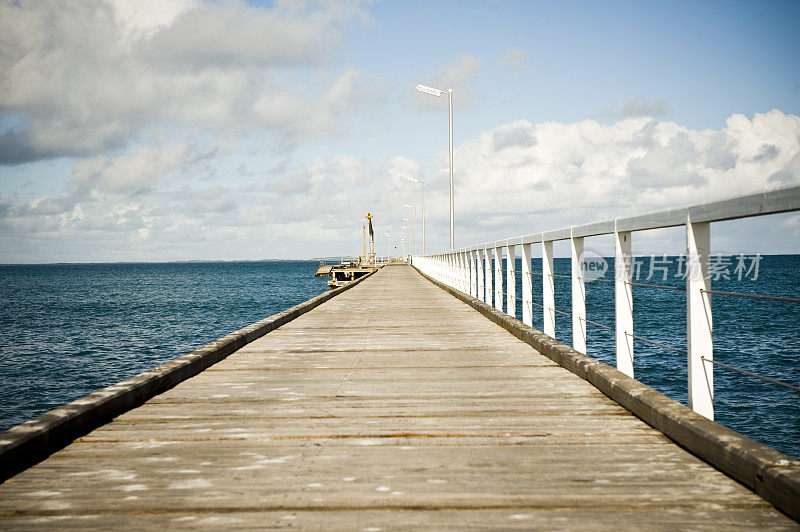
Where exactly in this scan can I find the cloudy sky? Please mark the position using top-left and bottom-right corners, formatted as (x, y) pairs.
(1, 0), (799, 263)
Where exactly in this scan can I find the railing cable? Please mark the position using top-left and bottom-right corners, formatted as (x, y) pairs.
(702, 289), (800, 304)
(702, 357), (800, 393)
(624, 332), (686, 355)
(579, 316), (614, 332)
(628, 281), (685, 291)
(552, 307), (571, 318)
(511, 269), (571, 279)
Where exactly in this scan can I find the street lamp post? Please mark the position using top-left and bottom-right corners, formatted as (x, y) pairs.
(404, 177), (424, 254)
(416, 84), (454, 250)
(385, 230), (390, 263)
(403, 205), (416, 256)
(402, 223), (410, 259)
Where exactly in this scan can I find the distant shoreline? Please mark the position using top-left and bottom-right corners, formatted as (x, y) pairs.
(1, 252), (798, 267)
(0, 258), (347, 266)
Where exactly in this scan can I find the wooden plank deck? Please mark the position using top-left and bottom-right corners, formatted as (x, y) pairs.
(0, 264), (795, 529)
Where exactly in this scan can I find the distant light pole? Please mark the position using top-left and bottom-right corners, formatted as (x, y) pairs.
(385, 229), (390, 263)
(404, 177), (424, 254)
(403, 205), (416, 256)
(416, 84), (454, 250)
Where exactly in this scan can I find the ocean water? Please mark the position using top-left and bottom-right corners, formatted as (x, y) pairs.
(0, 258), (797, 460)
(0, 261), (329, 433)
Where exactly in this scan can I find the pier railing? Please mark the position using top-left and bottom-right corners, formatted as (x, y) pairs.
(413, 185), (800, 420)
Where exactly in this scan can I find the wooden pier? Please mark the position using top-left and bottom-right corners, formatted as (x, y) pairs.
(0, 264), (796, 528)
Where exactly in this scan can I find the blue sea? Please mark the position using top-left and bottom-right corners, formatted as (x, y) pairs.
(0, 258), (797, 460)
(0, 261), (329, 433)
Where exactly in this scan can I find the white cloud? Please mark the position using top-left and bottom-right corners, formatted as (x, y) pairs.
(387, 156), (422, 185)
(450, 110), (800, 248)
(435, 54), (482, 88)
(412, 54), (483, 110)
(597, 98), (672, 120)
(499, 48), (527, 72)
(70, 140), (220, 195)
(108, 0), (199, 40)
(0, 0), (368, 164)
(1, 110), (798, 262)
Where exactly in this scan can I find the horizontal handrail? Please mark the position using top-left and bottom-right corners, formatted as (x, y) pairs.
(426, 185), (800, 254)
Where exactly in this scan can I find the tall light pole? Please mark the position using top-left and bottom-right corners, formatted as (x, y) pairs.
(404, 177), (424, 254)
(403, 204), (416, 256)
(385, 229), (390, 263)
(416, 84), (454, 250)
(402, 221), (410, 260)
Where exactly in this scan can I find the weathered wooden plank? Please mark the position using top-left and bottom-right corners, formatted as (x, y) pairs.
(0, 264), (795, 529)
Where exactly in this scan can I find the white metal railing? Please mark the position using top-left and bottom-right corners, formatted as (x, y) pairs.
(413, 185), (800, 420)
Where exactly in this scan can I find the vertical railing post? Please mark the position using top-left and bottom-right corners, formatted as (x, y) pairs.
(455, 252), (461, 291)
(615, 225), (634, 378)
(470, 250), (477, 297)
(542, 240), (555, 338)
(456, 252), (461, 292)
(463, 252), (468, 294)
(687, 218), (713, 420)
(484, 247), (492, 305)
(506, 245), (516, 318)
(451, 253), (456, 288)
(453, 253), (459, 291)
(522, 243), (533, 327)
(462, 251), (467, 296)
(452, 253), (457, 288)
(446, 254), (452, 287)
(570, 233), (587, 354)
(458, 255), (469, 292)
(493, 246), (503, 312)
(461, 252), (467, 293)
(477, 248), (485, 302)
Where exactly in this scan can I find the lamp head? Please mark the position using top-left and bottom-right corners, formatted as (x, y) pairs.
(416, 84), (443, 97)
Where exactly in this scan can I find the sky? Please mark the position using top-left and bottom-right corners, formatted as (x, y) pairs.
(1, 0), (799, 263)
